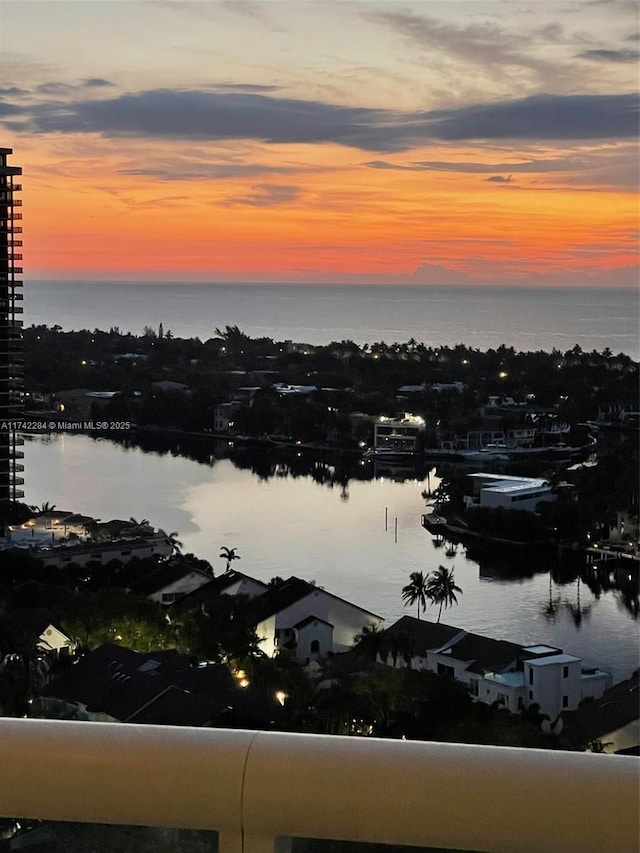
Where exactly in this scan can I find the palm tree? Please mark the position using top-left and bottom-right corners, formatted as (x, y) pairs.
(426, 565), (462, 623)
(219, 546), (241, 573)
(159, 530), (182, 554)
(387, 631), (415, 669)
(401, 571), (431, 620)
(353, 624), (387, 668)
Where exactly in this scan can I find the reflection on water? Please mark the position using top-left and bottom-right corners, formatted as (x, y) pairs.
(22, 432), (640, 683)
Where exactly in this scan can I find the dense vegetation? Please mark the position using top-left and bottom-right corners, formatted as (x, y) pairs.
(23, 324), (638, 443)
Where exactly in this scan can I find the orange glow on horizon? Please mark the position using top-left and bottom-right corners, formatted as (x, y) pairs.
(17, 136), (639, 284)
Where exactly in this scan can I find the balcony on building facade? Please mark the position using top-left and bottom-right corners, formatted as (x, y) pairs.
(0, 720), (637, 853)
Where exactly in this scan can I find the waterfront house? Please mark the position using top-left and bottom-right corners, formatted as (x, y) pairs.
(465, 473), (555, 512)
(373, 413), (426, 454)
(3, 510), (94, 547)
(382, 616), (611, 719)
(129, 563), (213, 604)
(35, 534), (174, 568)
(438, 425), (537, 452)
(213, 401), (241, 433)
(254, 576), (384, 663)
(561, 674), (640, 753)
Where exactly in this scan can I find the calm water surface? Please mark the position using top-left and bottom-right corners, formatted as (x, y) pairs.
(23, 433), (639, 683)
(25, 282), (640, 360)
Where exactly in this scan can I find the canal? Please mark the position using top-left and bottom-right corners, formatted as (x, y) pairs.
(22, 431), (639, 683)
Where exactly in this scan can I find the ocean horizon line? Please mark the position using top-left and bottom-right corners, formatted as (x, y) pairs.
(24, 278), (640, 292)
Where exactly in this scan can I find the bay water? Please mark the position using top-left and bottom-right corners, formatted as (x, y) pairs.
(22, 433), (640, 683)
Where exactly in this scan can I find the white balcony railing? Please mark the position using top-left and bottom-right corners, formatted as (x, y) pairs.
(0, 719), (637, 853)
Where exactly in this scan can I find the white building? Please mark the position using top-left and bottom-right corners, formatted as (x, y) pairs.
(35, 534), (174, 568)
(130, 564), (213, 604)
(466, 473), (554, 512)
(383, 617), (611, 720)
(374, 413), (426, 453)
(254, 576), (383, 663)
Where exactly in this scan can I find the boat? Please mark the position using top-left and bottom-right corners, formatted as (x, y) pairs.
(363, 448), (419, 463)
(460, 444), (511, 461)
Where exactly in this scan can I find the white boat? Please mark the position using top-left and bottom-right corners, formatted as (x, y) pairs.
(461, 444), (510, 461)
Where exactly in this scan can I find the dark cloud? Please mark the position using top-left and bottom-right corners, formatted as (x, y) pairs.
(364, 158), (589, 173)
(83, 78), (115, 87)
(420, 93), (638, 141)
(0, 101), (24, 117)
(578, 48), (640, 62)
(485, 175), (513, 183)
(221, 183), (301, 207)
(3, 89), (638, 149)
(0, 87), (29, 96)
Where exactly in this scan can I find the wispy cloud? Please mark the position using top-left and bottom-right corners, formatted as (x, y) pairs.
(364, 9), (576, 90)
(120, 160), (307, 181)
(577, 48), (640, 62)
(35, 82), (74, 95)
(364, 157), (590, 173)
(3, 88), (637, 149)
(221, 183), (301, 207)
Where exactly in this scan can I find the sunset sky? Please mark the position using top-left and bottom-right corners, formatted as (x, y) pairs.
(1, 0), (638, 285)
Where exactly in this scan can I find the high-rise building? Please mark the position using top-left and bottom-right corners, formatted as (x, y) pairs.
(0, 147), (24, 502)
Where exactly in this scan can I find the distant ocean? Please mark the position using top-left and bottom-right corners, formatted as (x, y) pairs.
(24, 281), (639, 360)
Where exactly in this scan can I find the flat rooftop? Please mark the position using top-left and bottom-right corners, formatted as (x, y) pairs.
(527, 654), (581, 667)
(523, 645), (561, 655)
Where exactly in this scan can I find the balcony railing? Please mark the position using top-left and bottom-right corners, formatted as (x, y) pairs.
(0, 720), (637, 853)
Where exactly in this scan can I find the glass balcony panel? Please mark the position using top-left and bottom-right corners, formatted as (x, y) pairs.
(289, 841), (487, 853)
(0, 820), (218, 852)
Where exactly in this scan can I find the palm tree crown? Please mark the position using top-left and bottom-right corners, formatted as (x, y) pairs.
(219, 546), (241, 572)
(401, 571), (430, 620)
(426, 565), (462, 623)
